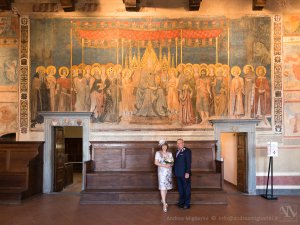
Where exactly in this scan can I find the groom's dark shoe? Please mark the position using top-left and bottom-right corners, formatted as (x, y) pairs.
(183, 205), (190, 209)
(177, 203), (184, 208)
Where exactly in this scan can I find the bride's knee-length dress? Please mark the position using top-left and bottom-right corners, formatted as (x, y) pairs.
(155, 151), (173, 190)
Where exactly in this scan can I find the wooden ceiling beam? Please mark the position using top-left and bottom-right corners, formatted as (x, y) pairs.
(252, 0), (267, 10)
(123, 0), (140, 12)
(0, 0), (13, 11)
(189, 0), (202, 11)
(60, 0), (75, 12)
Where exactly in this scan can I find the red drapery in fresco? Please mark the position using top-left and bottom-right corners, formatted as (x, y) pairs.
(76, 29), (222, 41)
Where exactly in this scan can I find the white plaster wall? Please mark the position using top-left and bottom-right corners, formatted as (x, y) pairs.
(256, 147), (300, 175)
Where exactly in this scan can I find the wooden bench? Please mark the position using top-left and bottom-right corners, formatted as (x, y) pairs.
(81, 141), (226, 204)
(0, 141), (44, 204)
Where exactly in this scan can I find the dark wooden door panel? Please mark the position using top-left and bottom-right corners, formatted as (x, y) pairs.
(237, 133), (247, 192)
(54, 127), (65, 192)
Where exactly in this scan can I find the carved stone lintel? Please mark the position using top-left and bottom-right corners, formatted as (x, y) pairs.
(123, 0), (140, 12)
(189, 0), (202, 11)
(252, 0), (267, 11)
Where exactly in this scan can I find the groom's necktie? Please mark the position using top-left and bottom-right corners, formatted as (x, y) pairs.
(176, 149), (182, 158)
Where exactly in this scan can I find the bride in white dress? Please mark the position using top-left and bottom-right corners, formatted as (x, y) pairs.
(154, 141), (174, 212)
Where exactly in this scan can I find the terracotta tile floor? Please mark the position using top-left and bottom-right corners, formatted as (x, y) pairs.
(0, 179), (299, 225)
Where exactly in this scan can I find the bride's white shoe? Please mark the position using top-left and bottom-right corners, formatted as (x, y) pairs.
(163, 203), (168, 212)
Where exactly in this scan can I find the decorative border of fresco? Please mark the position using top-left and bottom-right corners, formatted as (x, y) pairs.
(273, 15), (283, 133)
(19, 16), (30, 134)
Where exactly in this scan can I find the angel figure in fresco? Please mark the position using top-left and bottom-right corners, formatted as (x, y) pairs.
(195, 65), (211, 124)
(56, 66), (72, 112)
(179, 67), (195, 125)
(90, 66), (106, 122)
(120, 68), (135, 119)
(230, 66), (244, 118)
(213, 67), (228, 117)
(167, 68), (179, 120)
(243, 65), (255, 118)
(253, 66), (271, 125)
(46, 65), (57, 111)
(73, 67), (87, 112)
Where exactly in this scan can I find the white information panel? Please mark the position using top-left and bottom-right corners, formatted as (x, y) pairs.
(267, 142), (278, 157)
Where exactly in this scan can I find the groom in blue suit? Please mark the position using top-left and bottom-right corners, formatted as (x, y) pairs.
(174, 138), (192, 209)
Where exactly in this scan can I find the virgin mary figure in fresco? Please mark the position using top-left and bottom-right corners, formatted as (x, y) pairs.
(135, 58), (158, 117)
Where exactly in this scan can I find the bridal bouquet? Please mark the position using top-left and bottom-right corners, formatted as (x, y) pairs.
(163, 156), (174, 164)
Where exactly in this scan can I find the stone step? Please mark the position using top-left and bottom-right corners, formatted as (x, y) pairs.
(80, 189), (227, 205)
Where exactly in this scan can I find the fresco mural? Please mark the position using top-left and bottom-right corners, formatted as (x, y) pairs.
(283, 15), (300, 137)
(30, 16), (272, 130)
(283, 41), (300, 90)
(284, 102), (300, 137)
(0, 16), (19, 136)
(0, 103), (18, 136)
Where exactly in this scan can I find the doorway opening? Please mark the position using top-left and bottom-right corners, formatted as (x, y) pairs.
(221, 132), (247, 193)
(53, 126), (83, 193)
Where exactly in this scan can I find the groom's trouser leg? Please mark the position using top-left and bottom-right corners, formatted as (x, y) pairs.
(184, 178), (191, 207)
(177, 177), (185, 205)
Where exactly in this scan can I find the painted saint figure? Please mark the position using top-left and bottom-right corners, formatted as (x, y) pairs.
(31, 66), (50, 122)
(73, 67), (88, 112)
(90, 67), (105, 122)
(179, 66), (195, 125)
(243, 65), (255, 118)
(208, 64), (216, 117)
(46, 65), (57, 112)
(120, 68), (135, 118)
(167, 68), (179, 119)
(230, 66), (244, 118)
(195, 66), (211, 124)
(253, 66), (271, 125)
(104, 65), (117, 122)
(56, 66), (72, 112)
(84, 65), (93, 112)
(213, 67), (227, 117)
